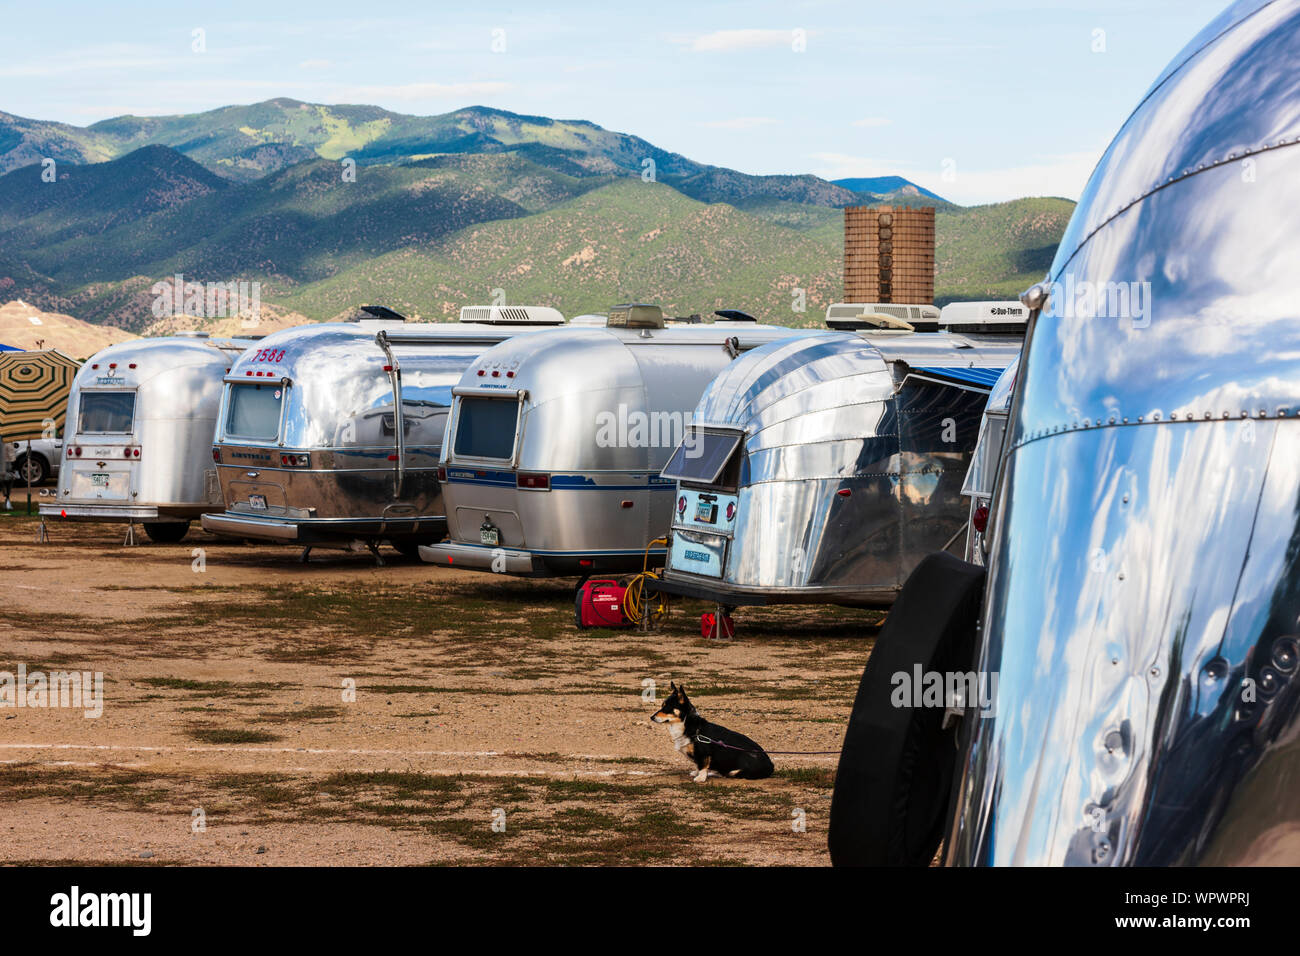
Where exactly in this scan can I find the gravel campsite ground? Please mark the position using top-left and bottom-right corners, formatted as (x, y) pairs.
(0, 512), (880, 866)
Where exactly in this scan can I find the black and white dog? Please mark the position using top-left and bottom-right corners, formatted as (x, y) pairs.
(651, 682), (774, 782)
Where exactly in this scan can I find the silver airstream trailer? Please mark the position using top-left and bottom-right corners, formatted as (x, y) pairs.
(420, 306), (807, 576)
(39, 334), (254, 543)
(653, 303), (1023, 608)
(959, 356), (1017, 564)
(935, 0), (1300, 866)
(200, 306), (563, 558)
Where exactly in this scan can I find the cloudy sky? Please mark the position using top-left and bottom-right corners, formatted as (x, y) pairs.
(2, 0), (1230, 204)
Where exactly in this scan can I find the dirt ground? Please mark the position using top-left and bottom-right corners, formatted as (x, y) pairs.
(0, 513), (879, 866)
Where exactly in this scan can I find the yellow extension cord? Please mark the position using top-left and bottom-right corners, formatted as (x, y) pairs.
(623, 536), (670, 627)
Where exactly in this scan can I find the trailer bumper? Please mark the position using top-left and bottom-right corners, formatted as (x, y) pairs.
(419, 541), (545, 574)
(39, 503), (163, 521)
(201, 511), (448, 544)
(201, 512), (300, 541)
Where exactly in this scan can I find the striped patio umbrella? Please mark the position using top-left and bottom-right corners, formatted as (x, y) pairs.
(0, 349), (81, 442)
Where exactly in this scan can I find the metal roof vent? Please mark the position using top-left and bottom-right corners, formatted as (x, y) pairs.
(458, 305), (566, 325)
(825, 302), (940, 331)
(350, 305), (409, 326)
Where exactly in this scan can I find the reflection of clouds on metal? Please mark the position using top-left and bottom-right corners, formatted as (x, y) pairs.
(0, 349), (81, 441)
(949, 0), (1300, 867)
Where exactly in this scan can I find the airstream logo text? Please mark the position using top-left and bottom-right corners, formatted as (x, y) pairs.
(595, 404), (702, 456)
(150, 273), (261, 324)
(890, 666), (998, 718)
(94, 376), (126, 386)
(0, 664), (104, 718)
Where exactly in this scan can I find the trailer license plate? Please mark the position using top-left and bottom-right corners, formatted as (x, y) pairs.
(249, 494), (268, 511)
(480, 528), (499, 546)
(90, 473), (110, 488)
(695, 500), (717, 523)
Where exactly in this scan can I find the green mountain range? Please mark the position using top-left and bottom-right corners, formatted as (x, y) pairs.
(0, 100), (1075, 330)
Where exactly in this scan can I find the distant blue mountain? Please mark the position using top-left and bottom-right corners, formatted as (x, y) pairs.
(831, 176), (949, 204)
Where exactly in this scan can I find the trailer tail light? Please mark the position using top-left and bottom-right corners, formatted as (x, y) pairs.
(477, 369), (486, 376)
(212, 448), (220, 463)
(437, 466), (447, 482)
(837, 488), (852, 497)
(132, 448), (140, 458)
(725, 502), (736, 521)
(620, 500), (633, 509)
(973, 504), (990, 534)
(578, 558), (593, 567)
(73, 447), (82, 457)
(128, 363), (137, 369)
(517, 473), (550, 490)
(677, 495), (687, 514)
(280, 453), (310, 467)
(491, 370), (500, 377)
(123, 447), (133, 458)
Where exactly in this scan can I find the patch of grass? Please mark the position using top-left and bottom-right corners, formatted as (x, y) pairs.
(257, 705), (342, 723)
(319, 771), (461, 794)
(543, 779), (656, 801)
(186, 728), (283, 744)
(779, 767), (837, 788)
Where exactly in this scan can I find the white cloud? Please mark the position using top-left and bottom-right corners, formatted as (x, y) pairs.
(299, 59), (332, 70)
(696, 117), (778, 130)
(672, 29), (803, 53)
(338, 81), (512, 101)
(808, 148), (1104, 205)
(852, 117), (891, 128)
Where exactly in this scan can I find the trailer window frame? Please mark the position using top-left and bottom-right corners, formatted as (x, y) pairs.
(224, 381), (290, 444)
(76, 389), (137, 435)
(449, 391), (526, 466)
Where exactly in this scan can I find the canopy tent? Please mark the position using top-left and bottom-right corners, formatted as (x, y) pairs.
(0, 344), (20, 352)
(0, 348), (81, 442)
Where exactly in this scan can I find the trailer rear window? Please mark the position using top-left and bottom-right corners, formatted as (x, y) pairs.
(226, 383), (283, 441)
(661, 428), (743, 486)
(78, 392), (136, 434)
(454, 397), (518, 460)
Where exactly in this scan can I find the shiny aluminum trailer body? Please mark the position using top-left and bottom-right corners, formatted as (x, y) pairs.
(202, 321), (553, 547)
(946, 0), (1300, 866)
(422, 323), (807, 576)
(40, 336), (252, 528)
(657, 331), (1019, 607)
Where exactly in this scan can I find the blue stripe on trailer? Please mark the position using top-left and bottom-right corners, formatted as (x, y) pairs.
(444, 470), (676, 491)
(915, 366), (1005, 388)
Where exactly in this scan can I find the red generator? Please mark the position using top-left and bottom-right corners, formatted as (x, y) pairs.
(575, 579), (629, 629)
(701, 611), (736, 639)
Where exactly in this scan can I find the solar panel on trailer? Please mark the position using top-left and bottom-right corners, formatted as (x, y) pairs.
(661, 429), (743, 485)
(0, 349), (81, 441)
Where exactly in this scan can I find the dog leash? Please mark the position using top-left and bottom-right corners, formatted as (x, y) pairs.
(692, 733), (841, 756)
